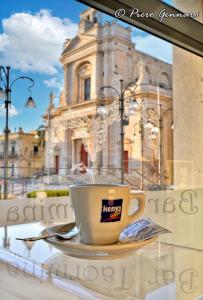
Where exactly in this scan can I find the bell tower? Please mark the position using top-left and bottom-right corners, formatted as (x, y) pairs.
(79, 8), (102, 34)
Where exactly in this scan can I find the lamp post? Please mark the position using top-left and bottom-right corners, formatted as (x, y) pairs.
(35, 124), (46, 181)
(46, 92), (55, 184)
(146, 105), (173, 188)
(139, 120), (145, 190)
(132, 98), (151, 190)
(98, 79), (138, 184)
(0, 66), (36, 199)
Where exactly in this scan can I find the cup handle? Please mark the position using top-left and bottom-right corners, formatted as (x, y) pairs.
(127, 193), (145, 224)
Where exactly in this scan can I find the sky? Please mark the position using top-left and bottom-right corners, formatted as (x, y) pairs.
(0, 0), (172, 133)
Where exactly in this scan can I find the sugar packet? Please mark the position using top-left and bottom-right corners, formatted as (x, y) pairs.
(119, 218), (171, 244)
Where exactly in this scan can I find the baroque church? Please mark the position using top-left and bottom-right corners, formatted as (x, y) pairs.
(44, 8), (173, 188)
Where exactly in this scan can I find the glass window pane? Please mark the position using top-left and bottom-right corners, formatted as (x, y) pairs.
(84, 77), (91, 100)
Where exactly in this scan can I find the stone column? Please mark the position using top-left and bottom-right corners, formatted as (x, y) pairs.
(103, 48), (110, 86)
(95, 51), (103, 98)
(64, 64), (68, 105)
(71, 139), (75, 166)
(58, 129), (66, 176)
(71, 63), (77, 104)
(91, 56), (97, 99)
(173, 0), (203, 188)
(67, 129), (72, 170)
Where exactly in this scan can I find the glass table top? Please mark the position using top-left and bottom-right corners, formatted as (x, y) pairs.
(0, 222), (202, 300)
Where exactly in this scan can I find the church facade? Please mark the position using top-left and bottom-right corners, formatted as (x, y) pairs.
(45, 8), (173, 188)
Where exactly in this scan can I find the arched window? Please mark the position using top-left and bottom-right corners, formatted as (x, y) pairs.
(143, 66), (152, 84)
(77, 62), (91, 102)
(159, 72), (171, 89)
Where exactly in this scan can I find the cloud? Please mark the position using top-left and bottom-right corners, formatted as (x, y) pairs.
(133, 34), (172, 63)
(43, 76), (63, 91)
(0, 10), (78, 75)
(43, 76), (64, 106)
(0, 104), (21, 117)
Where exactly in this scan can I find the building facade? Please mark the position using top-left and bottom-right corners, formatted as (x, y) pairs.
(0, 127), (45, 178)
(45, 8), (173, 187)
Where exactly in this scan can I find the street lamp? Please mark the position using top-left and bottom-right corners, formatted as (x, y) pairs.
(132, 98), (154, 190)
(146, 105), (173, 188)
(98, 79), (138, 184)
(0, 66), (36, 199)
(134, 117), (145, 190)
(131, 98), (173, 190)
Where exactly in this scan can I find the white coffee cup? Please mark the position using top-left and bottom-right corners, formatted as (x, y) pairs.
(70, 184), (145, 245)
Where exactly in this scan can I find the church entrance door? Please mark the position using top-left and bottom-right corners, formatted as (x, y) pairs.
(55, 155), (59, 174)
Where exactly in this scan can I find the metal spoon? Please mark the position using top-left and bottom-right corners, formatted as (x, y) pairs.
(16, 222), (79, 242)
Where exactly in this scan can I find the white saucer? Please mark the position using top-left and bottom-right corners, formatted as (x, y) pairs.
(41, 225), (157, 259)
